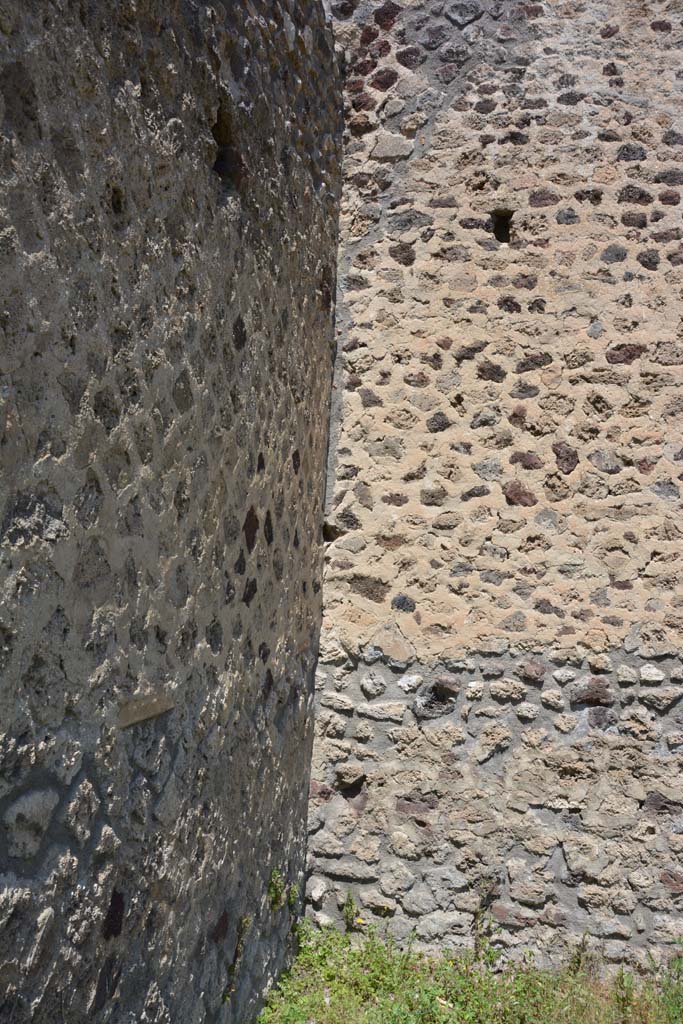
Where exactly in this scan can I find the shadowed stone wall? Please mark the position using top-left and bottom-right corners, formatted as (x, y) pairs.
(0, 2), (340, 1020)
(309, 0), (683, 969)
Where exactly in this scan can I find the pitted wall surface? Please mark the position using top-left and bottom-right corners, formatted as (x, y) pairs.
(0, 2), (340, 1021)
(310, 0), (683, 967)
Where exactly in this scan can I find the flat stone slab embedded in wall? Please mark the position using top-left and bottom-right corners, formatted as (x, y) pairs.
(0, 2), (341, 1020)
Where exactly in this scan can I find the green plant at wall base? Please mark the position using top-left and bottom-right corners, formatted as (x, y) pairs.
(258, 924), (683, 1024)
(287, 885), (298, 911)
(341, 891), (363, 933)
(660, 948), (683, 1022)
(471, 879), (498, 961)
(471, 915), (500, 967)
(268, 869), (286, 911)
(568, 932), (596, 976)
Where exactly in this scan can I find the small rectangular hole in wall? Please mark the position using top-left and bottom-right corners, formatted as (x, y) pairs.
(211, 102), (244, 194)
(491, 209), (513, 243)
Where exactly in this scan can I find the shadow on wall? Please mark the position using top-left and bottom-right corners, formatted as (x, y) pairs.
(0, 1), (341, 1021)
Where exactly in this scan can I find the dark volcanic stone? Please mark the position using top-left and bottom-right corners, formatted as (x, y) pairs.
(389, 241), (415, 265)
(557, 208), (579, 224)
(426, 411), (451, 433)
(606, 343), (645, 364)
(529, 188), (560, 207)
(370, 67), (399, 91)
(517, 658), (545, 683)
(461, 485), (490, 501)
(349, 575), (390, 602)
(396, 46), (424, 69)
(233, 314), (247, 350)
(574, 188), (603, 205)
(601, 243), (627, 263)
(243, 506), (259, 552)
(618, 184), (653, 205)
(655, 169), (683, 186)
(477, 359), (506, 382)
(412, 682), (458, 721)
(616, 143), (646, 161)
(515, 352), (552, 373)
(498, 295), (522, 313)
(622, 211), (647, 228)
(552, 441), (579, 475)
(637, 249), (660, 270)
(502, 481), (538, 507)
(444, 1), (483, 28)
(510, 451), (543, 470)
(570, 678), (616, 707)
(374, 1), (401, 29)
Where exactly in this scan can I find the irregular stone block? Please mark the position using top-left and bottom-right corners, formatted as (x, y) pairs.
(490, 678), (527, 703)
(4, 789), (59, 858)
(640, 688), (681, 713)
(357, 701), (406, 722)
(640, 664), (666, 684)
(371, 131), (414, 161)
(569, 677), (616, 707)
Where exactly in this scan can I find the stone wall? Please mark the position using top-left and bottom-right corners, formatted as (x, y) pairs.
(0, 2), (340, 1021)
(309, 0), (683, 968)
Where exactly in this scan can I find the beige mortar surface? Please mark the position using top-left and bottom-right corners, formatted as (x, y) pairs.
(324, 0), (683, 661)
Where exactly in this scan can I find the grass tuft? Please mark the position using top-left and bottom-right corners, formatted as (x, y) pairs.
(259, 923), (683, 1024)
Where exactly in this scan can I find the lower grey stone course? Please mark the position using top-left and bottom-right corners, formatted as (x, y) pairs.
(309, 645), (683, 968)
